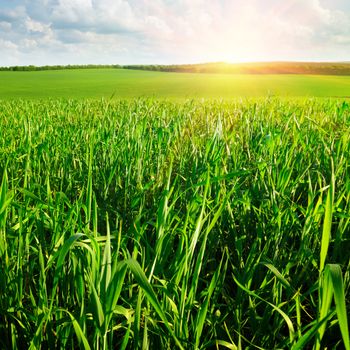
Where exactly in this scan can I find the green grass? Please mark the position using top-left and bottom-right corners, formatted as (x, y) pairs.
(0, 98), (349, 349)
(1, 69), (350, 99)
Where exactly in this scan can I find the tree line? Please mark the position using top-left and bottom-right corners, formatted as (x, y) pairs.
(123, 62), (350, 75)
(1, 62), (350, 75)
(0, 64), (122, 71)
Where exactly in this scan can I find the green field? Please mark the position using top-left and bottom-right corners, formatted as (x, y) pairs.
(0, 98), (349, 349)
(1, 69), (350, 99)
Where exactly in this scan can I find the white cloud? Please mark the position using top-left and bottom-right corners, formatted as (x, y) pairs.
(0, 38), (18, 50)
(22, 38), (38, 49)
(332, 34), (350, 44)
(25, 17), (49, 33)
(0, 21), (12, 31)
(50, 0), (141, 33)
(145, 16), (173, 38)
(0, 0), (349, 65)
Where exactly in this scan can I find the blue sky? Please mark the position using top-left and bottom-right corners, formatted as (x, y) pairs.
(0, 0), (349, 66)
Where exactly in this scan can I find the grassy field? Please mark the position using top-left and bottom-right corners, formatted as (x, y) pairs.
(1, 69), (350, 99)
(0, 98), (349, 349)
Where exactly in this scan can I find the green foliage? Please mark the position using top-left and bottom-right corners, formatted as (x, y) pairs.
(0, 64), (121, 71)
(2, 61), (350, 75)
(0, 98), (349, 349)
(124, 61), (350, 75)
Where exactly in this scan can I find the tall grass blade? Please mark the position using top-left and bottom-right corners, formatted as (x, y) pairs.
(59, 309), (91, 350)
(328, 264), (350, 350)
(320, 160), (334, 273)
(125, 258), (184, 350)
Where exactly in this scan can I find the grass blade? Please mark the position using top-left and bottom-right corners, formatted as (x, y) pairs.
(125, 258), (184, 350)
(328, 264), (350, 350)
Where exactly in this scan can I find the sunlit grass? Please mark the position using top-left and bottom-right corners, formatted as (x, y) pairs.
(0, 98), (349, 349)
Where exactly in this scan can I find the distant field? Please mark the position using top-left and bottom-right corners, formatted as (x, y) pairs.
(1, 68), (350, 99)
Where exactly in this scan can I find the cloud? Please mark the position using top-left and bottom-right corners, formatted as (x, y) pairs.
(0, 21), (12, 31)
(0, 0), (349, 65)
(0, 38), (18, 50)
(25, 17), (50, 33)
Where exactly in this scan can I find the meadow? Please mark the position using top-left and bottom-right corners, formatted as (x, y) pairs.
(0, 97), (349, 349)
(1, 68), (350, 99)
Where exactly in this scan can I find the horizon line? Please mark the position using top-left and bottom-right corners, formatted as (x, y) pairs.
(1, 60), (350, 68)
